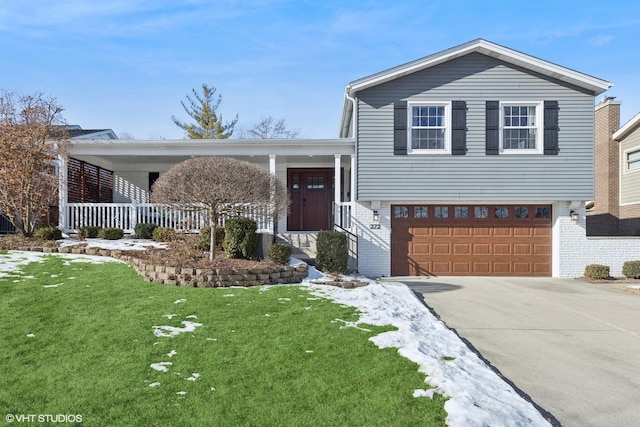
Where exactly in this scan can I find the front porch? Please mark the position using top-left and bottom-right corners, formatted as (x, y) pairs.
(60, 138), (356, 236)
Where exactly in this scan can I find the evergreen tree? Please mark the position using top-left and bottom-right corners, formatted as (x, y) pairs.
(172, 84), (238, 139)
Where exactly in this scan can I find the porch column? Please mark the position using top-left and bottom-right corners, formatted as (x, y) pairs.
(58, 155), (68, 233)
(350, 154), (355, 203)
(269, 154), (276, 176)
(269, 154), (276, 233)
(334, 154), (341, 228)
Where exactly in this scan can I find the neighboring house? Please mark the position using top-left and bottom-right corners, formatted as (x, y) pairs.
(588, 99), (640, 236)
(60, 39), (639, 277)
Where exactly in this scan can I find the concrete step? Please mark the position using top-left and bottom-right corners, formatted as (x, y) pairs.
(275, 232), (318, 259)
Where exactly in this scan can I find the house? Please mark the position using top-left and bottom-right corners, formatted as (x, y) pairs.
(587, 98), (640, 236)
(60, 39), (639, 277)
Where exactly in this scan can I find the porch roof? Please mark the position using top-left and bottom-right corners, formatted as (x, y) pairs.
(69, 138), (355, 170)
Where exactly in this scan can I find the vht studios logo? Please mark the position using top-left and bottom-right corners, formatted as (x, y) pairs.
(6, 414), (83, 423)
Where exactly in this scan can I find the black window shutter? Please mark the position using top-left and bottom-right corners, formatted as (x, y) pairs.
(451, 101), (467, 155)
(394, 101), (407, 155)
(485, 101), (499, 155)
(543, 101), (559, 155)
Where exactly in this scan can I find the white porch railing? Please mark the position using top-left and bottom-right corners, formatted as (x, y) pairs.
(333, 201), (353, 230)
(64, 203), (274, 234)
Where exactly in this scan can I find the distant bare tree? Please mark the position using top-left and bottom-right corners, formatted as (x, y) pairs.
(0, 91), (69, 236)
(239, 116), (299, 139)
(118, 131), (136, 139)
(150, 157), (287, 260)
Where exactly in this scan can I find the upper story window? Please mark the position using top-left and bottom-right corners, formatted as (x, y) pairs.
(626, 149), (640, 172)
(500, 102), (543, 154)
(408, 102), (451, 154)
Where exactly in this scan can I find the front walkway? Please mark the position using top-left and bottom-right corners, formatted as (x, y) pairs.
(398, 276), (640, 427)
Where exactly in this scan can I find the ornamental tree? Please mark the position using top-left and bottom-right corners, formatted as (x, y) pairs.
(150, 156), (287, 260)
(0, 91), (69, 236)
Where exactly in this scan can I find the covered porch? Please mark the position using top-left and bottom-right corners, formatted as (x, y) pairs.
(60, 138), (356, 235)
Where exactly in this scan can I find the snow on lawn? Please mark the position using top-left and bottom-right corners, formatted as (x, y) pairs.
(1, 247), (549, 425)
(59, 238), (167, 251)
(303, 267), (550, 427)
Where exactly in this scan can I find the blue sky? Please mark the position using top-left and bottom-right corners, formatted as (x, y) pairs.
(1, 0), (639, 139)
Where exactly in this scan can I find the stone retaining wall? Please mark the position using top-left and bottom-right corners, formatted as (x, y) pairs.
(4, 246), (308, 287)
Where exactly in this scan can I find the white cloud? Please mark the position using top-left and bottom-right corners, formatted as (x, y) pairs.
(588, 35), (614, 46)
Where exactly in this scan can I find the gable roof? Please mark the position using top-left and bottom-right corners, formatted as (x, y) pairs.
(613, 111), (640, 141)
(340, 39), (612, 137)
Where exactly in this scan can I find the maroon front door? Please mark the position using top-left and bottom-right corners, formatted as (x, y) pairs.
(287, 169), (332, 231)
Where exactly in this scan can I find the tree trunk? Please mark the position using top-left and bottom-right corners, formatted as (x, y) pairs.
(209, 213), (217, 261)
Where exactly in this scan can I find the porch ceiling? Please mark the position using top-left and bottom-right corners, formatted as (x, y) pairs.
(69, 138), (355, 170)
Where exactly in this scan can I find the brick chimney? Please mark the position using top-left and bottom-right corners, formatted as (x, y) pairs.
(589, 96), (621, 235)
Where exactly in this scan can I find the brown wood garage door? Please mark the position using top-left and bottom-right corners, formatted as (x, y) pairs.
(391, 205), (552, 276)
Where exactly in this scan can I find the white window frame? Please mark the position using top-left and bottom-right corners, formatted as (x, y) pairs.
(623, 147), (640, 174)
(500, 101), (543, 154)
(407, 101), (451, 154)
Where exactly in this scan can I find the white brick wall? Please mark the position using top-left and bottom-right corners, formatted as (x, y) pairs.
(558, 202), (640, 277)
(353, 201), (391, 277)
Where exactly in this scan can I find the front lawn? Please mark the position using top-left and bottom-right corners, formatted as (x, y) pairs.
(0, 253), (447, 426)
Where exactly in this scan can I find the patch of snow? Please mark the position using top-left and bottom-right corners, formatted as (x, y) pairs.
(206, 338), (217, 342)
(150, 362), (172, 372)
(304, 306), (312, 310)
(43, 284), (62, 288)
(167, 350), (177, 358)
(223, 294), (235, 297)
(186, 373), (200, 382)
(264, 314), (270, 317)
(176, 391), (187, 396)
(174, 299), (186, 304)
(50, 274), (60, 278)
(413, 389), (435, 398)
(305, 281), (550, 427)
(153, 321), (203, 338)
(149, 382), (161, 387)
(26, 333), (35, 338)
(163, 314), (178, 319)
(58, 238), (167, 251)
(210, 387), (216, 391)
(305, 350), (313, 353)
(626, 285), (640, 289)
(185, 315), (198, 319)
(278, 297), (291, 301)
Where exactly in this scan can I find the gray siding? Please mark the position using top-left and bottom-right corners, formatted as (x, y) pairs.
(356, 53), (595, 201)
(620, 125), (640, 205)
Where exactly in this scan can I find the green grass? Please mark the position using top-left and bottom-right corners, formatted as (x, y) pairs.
(0, 254), (447, 426)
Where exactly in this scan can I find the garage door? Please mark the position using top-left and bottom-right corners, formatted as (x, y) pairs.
(391, 205), (552, 276)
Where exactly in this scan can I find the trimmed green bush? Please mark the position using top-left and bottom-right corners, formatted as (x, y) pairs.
(622, 261), (640, 279)
(584, 264), (610, 280)
(198, 226), (225, 250)
(152, 227), (176, 242)
(223, 217), (257, 259)
(35, 226), (62, 241)
(98, 227), (124, 240)
(78, 226), (102, 238)
(316, 230), (348, 274)
(268, 243), (292, 264)
(134, 223), (158, 239)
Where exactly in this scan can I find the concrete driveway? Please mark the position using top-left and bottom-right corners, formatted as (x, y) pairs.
(397, 276), (640, 427)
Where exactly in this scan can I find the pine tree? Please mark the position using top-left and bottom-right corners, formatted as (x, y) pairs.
(171, 84), (238, 139)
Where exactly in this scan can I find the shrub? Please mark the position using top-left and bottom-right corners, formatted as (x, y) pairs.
(622, 261), (640, 279)
(268, 243), (292, 264)
(35, 226), (62, 241)
(78, 226), (102, 238)
(134, 223), (158, 239)
(98, 227), (124, 240)
(197, 226), (225, 250)
(223, 217), (257, 259)
(316, 230), (348, 274)
(152, 227), (176, 242)
(584, 264), (610, 280)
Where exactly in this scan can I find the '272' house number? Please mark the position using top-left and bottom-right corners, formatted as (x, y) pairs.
(369, 224), (381, 229)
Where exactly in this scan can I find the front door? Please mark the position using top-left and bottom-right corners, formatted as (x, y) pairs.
(287, 169), (332, 231)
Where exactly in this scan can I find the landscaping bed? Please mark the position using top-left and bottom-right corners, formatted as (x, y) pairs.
(0, 235), (307, 287)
